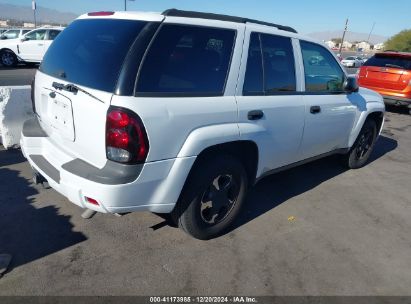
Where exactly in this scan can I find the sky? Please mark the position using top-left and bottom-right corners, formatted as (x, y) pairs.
(0, 0), (410, 37)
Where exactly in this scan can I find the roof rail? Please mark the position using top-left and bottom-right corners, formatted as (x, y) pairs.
(162, 9), (298, 34)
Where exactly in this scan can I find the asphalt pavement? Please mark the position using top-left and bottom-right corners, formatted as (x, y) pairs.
(0, 65), (37, 86)
(0, 107), (410, 295)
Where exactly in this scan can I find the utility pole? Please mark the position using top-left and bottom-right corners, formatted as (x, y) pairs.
(366, 22), (376, 47)
(124, 0), (135, 11)
(338, 18), (348, 56)
(32, 0), (37, 28)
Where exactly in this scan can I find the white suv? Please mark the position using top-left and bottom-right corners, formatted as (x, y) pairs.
(20, 10), (385, 239)
(0, 27), (64, 67)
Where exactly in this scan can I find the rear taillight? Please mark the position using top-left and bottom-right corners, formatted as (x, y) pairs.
(30, 78), (36, 113)
(106, 107), (149, 164)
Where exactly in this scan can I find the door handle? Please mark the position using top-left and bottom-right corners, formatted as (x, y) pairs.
(310, 106), (321, 114)
(38, 43), (44, 46)
(248, 110), (264, 120)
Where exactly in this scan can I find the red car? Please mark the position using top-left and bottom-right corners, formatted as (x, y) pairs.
(358, 51), (411, 114)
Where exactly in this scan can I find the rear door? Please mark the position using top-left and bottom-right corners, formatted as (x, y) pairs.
(359, 54), (411, 91)
(42, 29), (61, 59)
(35, 18), (155, 168)
(236, 29), (305, 173)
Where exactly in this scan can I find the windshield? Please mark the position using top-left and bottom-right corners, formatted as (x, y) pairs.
(40, 19), (148, 92)
(363, 55), (411, 70)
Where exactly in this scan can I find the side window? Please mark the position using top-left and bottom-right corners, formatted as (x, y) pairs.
(243, 33), (264, 95)
(300, 41), (345, 92)
(136, 24), (236, 96)
(261, 33), (296, 93)
(48, 30), (61, 41)
(25, 29), (47, 41)
(243, 32), (296, 95)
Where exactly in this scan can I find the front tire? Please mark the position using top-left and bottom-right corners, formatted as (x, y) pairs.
(0, 50), (17, 67)
(173, 155), (248, 240)
(343, 119), (377, 169)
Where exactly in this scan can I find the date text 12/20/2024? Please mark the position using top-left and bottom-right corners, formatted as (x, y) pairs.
(150, 297), (258, 303)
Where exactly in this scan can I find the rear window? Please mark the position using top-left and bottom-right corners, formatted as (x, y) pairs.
(363, 54), (411, 70)
(40, 19), (148, 92)
(136, 24), (236, 96)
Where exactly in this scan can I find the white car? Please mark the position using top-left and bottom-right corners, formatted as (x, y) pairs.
(0, 28), (31, 40)
(0, 27), (64, 66)
(21, 10), (385, 240)
(341, 56), (362, 68)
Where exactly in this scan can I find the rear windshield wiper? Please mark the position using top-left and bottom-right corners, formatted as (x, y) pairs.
(385, 64), (403, 69)
(52, 82), (104, 103)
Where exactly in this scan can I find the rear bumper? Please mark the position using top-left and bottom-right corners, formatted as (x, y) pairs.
(358, 84), (411, 107)
(20, 117), (196, 214)
(381, 95), (411, 107)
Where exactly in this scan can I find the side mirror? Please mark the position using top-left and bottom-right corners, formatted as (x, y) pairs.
(344, 76), (359, 93)
(21, 36), (28, 42)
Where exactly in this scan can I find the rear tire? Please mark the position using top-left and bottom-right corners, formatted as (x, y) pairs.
(172, 155), (248, 240)
(342, 119), (377, 169)
(0, 50), (17, 67)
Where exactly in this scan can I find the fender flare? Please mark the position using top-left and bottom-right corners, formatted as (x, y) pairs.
(177, 123), (241, 158)
(348, 107), (384, 148)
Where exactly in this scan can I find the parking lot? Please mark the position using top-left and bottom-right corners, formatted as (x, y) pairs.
(0, 105), (410, 295)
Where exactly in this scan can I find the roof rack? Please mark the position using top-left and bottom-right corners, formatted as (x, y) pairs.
(162, 9), (297, 34)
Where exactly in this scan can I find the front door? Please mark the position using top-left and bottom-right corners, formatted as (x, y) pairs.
(18, 29), (47, 62)
(299, 40), (357, 160)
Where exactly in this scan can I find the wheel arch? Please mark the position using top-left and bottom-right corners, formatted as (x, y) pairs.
(193, 140), (259, 186)
(348, 110), (384, 147)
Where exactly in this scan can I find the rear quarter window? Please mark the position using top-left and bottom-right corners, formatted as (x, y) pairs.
(136, 24), (236, 97)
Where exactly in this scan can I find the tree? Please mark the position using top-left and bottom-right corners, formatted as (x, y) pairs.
(331, 38), (342, 44)
(384, 29), (411, 52)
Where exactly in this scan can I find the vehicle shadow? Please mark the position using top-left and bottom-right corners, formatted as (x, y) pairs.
(0, 150), (87, 274)
(227, 135), (397, 234)
(0, 147), (26, 167)
(385, 104), (409, 115)
(0, 64), (38, 70)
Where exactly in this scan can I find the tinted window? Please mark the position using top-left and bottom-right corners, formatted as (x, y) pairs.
(243, 33), (263, 95)
(261, 33), (296, 93)
(40, 19), (148, 93)
(23, 30), (30, 34)
(25, 29), (47, 41)
(136, 24), (235, 96)
(48, 30), (61, 41)
(243, 33), (296, 95)
(300, 41), (345, 92)
(363, 55), (411, 70)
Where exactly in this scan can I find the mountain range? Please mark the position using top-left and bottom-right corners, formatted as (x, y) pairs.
(306, 30), (388, 44)
(0, 3), (78, 25)
(0, 3), (390, 44)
